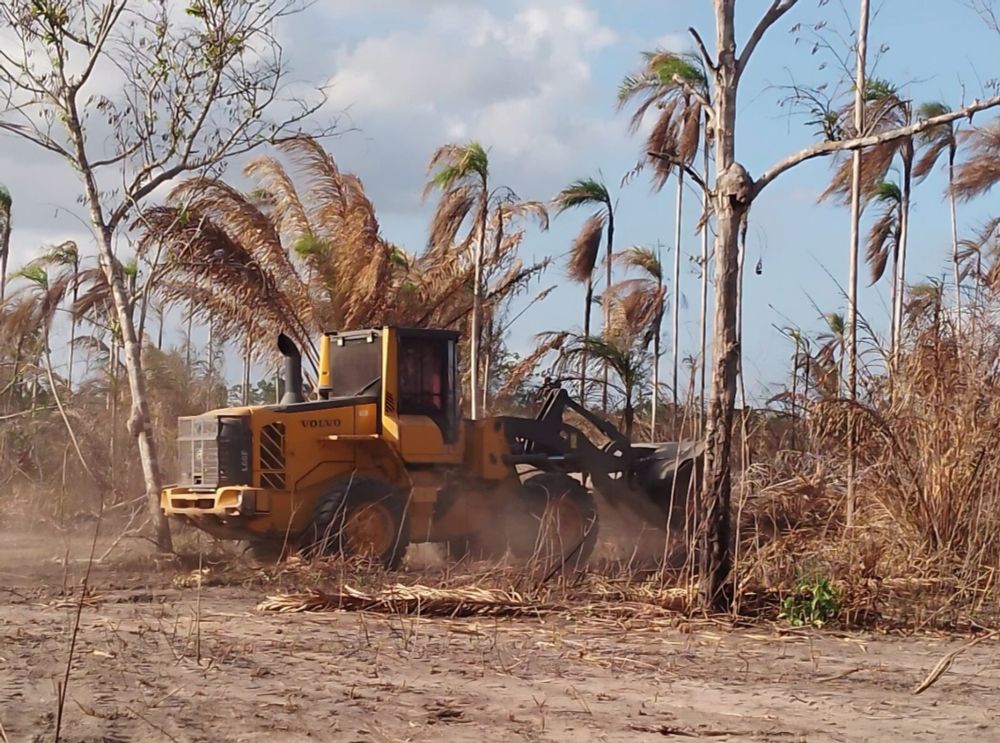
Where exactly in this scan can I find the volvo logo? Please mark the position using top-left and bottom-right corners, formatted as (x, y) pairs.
(301, 419), (341, 429)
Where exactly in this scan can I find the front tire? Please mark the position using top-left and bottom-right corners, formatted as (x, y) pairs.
(508, 473), (599, 571)
(307, 476), (411, 569)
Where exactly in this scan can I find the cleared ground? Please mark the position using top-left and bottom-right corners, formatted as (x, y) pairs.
(1, 525), (998, 742)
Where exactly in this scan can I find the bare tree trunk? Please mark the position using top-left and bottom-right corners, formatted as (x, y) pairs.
(580, 279), (593, 401)
(889, 238), (899, 355)
(109, 339), (118, 502)
(470, 196), (487, 420)
(949, 145), (962, 337)
(0, 196), (10, 304)
(893, 142), (913, 362)
(736, 217), (748, 412)
(846, 0), (871, 529)
(67, 252), (79, 392)
(481, 316), (492, 414)
(790, 337), (800, 451)
(82, 189), (171, 549)
(672, 172), (684, 411)
(652, 243), (663, 439)
(699, 125), (711, 435)
(602, 207), (615, 414)
(699, 0), (747, 610)
(652, 327), (660, 440)
(185, 307), (193, 370)
(242, 335), (251, 406)
(207, 316), (214, 400)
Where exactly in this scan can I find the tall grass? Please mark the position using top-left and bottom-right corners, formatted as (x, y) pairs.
(738, 297), (1000, 627)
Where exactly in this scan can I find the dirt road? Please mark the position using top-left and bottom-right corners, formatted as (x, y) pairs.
(1, 528), (998, 742)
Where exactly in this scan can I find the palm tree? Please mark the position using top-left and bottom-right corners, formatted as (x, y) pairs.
(957, 218), (1000, 307)
(952, 120), (1000, 315)
(552, 178), (614, 407)
(561, 213), (601, 402)
(145, 137), (546, 405)
(914, 102), (962, 330)
(547, 332), (648, 441)
(952, 119), (1000, 197)
(618, 50), (707, 411)
(143, 137), (398, 376)
(424, 142), (491, 418)
(3, 263), (79, 412)
(612, 246), (666, 436)
(864, 181), (904, 348)
(814, 312), (848, 399)
(823, 78), (913, 359)
(0, 185), (11, 303)
(33, 242), (81, 390)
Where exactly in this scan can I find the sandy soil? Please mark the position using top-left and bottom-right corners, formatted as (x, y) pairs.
(1, 526), (999, 742)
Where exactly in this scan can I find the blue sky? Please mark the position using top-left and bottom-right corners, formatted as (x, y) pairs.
(3, 1), (998, 402)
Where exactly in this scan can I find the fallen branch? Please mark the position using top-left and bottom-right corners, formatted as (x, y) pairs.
(913, 628), (999, 694)
(258, 584), (536, 618)
(257, 579), (691, 618)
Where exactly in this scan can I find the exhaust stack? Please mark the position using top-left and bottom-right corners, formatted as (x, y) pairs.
(278, 333), (304, 405)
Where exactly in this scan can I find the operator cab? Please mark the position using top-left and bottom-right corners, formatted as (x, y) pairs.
(318, 327), (462, 462)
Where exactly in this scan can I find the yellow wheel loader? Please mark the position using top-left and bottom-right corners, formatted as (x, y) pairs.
(161, 327), (703, 569)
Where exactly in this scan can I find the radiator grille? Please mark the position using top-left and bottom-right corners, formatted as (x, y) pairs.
(176, 414), (251, 488)
(177, 415), (221, 488)
(259, 422), (286, 490)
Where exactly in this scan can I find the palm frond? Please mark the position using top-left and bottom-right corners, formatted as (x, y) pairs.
(567, 214), (605, 283)
(552, 178), (610, 214)
(617, 245), (663, 282)
(952, 120), (1000, 202)
(243, 155), (313, 242)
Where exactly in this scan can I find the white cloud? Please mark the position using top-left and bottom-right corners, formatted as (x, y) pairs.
(312, 0), (622, 209)
(655, 32), (690, 52)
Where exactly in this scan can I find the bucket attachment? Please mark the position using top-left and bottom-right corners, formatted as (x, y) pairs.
(496, 388), (706, 531)
(627, 441), (705, 529)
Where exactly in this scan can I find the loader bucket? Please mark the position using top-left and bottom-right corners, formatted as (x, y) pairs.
(626, 440), (705, 530)
(587, 439), (705, 530)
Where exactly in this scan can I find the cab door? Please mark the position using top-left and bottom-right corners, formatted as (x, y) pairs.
(382, 328), (463, 464)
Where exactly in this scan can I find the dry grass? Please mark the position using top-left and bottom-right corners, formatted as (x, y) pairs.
(734, 302), (1000, 630)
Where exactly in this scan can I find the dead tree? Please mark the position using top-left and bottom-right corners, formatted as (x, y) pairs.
(677, 0), (1000, 610)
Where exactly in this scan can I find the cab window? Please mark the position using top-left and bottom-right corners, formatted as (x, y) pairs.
(399, 338), (445, 414)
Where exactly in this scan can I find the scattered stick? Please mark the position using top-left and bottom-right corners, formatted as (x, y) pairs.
(818, 666), (865, 682)
(913, 628), (999, 695)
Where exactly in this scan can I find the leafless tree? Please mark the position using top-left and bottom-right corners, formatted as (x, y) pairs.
(680, 0), (1000, 609)
(0, 0), (327, 551)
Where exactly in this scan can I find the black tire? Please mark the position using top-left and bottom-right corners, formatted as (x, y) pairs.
(508, 473), (599, 571)
(307, 476), (411, 569)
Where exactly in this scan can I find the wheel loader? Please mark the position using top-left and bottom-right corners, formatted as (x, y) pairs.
(161, 327), (703, 568)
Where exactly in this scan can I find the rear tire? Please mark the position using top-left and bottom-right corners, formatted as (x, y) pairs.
(508, 473), (598, 571)
(307, 476), (411, 569)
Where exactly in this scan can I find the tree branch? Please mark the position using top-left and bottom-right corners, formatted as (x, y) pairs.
(647, 151), (709, 194)
(738, 0), (800, 80)
(673, 74), (714, 123)
(753, 94), (1000, 197)
(688, 26), (717, 73)
(0, 121), (71, 159)
(71, 1), (127, 92)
